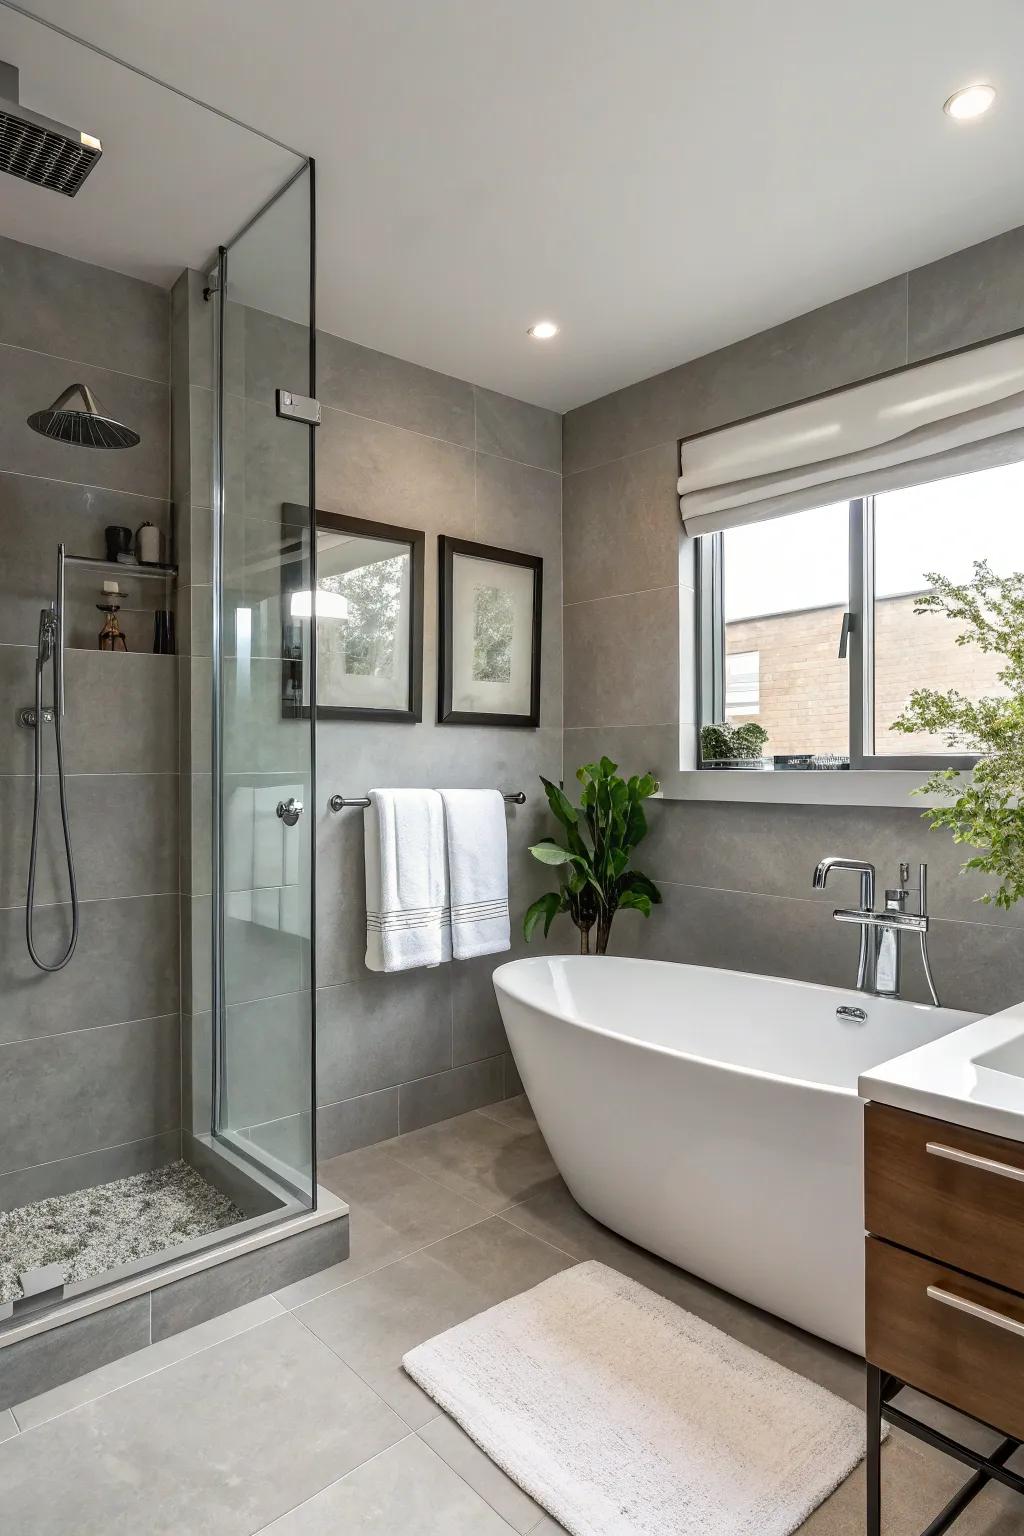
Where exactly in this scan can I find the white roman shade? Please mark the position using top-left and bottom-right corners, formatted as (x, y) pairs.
(678, 334), (1024, 536)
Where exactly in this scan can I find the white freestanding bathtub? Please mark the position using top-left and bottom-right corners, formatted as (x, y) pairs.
(493, 955), (977, 1354)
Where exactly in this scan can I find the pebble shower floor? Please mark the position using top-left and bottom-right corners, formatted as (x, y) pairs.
(0, 1162), (244, 1305)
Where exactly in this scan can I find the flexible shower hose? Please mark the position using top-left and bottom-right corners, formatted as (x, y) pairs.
(26, 609), (79, 971)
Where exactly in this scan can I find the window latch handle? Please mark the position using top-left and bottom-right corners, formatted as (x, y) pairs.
(837, 610), (854, 659)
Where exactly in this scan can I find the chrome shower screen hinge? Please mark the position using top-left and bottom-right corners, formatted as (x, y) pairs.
(276, 389), (321, 426)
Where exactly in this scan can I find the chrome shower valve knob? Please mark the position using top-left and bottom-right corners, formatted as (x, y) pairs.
(276, 798), (303, 826)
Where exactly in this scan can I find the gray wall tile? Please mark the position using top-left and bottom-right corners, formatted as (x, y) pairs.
(562, 275), (907, 474)
(222, 992), (311, 1133)
(316, 969), (453, 1105)
(908, 225), (1024, 363)
(0, 1014), (180, 1174)
(475, 386), (561, 471)
(0, 894), (179, 1045)
(243, 308), (309, 407)
(150, 1217), (348, 1341)
(564, 586), (678, 728)
(398, 1057), (505, 1134)
(642, 800), (1024, 931)
(475, 451), (562, 727)
(316, 1088), (400, 1159)
(317, 330), (475, 448)
(0, 1294), (150, 1413)
(562, 358), (703, 477)
(0, 236), (169, 382)
(452, 956), (509, 1066)
(316, 404), (477, 532)
(562, 724), (681, 786)
(562, 442), (681, 604)
(0, 773), (177, 909)
(689, 275), (908, 437)
(0, 238), (178, 1197)
(0, 649), (177, 777)
(0, 1131), (178, 1214)
(0, 346), (169, 501)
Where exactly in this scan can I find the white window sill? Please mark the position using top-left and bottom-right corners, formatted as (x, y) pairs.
(657, 767), (956, 810)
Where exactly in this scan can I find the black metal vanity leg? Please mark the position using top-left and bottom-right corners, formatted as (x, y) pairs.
(866, 1363), (883, 1536)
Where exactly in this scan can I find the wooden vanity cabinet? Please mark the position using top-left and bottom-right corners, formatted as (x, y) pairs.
(864, 1101), (1024, 1534)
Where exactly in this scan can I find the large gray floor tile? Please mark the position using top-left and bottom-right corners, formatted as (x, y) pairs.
(295, 1217), (571, 1428)
(257, 1433), (514, 1534)
(383, 1108), (559, 1214)
(477, 1094), (536, 1131)
(0, 1408), (18, 1443)
(274, 1145), (491, 1309)
(320, 1142), (492, 1246)
(12, 1295), (284, 1433)
(418, 1413), (544, 1533)
(0, 1312), (405, 1536)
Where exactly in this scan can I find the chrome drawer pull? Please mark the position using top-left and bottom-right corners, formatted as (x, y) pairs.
(927, 1285), (1024, 1339)
(925, 1141), (1024, 1183)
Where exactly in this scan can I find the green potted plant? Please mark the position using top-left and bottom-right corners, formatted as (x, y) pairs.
(700, 721), (769, 769)
(523, 757), (662, 954)
(893, 560), (1024, 909)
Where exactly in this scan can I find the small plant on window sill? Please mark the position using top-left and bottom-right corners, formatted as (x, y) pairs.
(523, 758), (662, 955)
(893, 560), (1024, 910)
(700, 721), (769, 764)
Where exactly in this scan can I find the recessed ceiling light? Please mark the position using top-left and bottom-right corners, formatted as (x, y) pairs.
(527, 320), (559, 340)
(943, 83), (996, 120)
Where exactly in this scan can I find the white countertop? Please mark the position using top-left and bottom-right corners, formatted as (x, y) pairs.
(860, 1000), (1024, 1142)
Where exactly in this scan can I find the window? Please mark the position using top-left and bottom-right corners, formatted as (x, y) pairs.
(697, 460), (1024, 770)
(725, 650), (760, 715)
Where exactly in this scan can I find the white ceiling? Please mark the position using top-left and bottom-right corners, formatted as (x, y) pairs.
(0, 7), (299, 288)
(7, 1), (1024, 411)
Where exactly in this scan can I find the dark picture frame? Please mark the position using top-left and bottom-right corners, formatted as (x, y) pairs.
(281, 504), (424, 722)
(438, 535), (542, 727)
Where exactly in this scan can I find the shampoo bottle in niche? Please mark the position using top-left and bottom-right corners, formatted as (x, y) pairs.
(97, 580), (128, 652)
(136, 521), (161, 564)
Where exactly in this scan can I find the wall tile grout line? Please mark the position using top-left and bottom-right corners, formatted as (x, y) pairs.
(563, 583), (680, 609)
(0, 1128), (179, 1185)
(0, 466), (170, 506)
(0, 1009), (181, 1051)
(0, 339), (170, 390)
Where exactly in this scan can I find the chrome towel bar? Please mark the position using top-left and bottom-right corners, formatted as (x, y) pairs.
(329, 789), (526, 812)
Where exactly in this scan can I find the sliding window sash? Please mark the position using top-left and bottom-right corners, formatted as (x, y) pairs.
(847, 496), (978, 773)
(696, 532), (724, 758)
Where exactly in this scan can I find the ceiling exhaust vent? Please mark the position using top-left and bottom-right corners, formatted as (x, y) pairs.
(0, 60), (102, 198)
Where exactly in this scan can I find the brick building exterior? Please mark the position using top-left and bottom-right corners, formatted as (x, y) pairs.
(725, 593), (1004, 756)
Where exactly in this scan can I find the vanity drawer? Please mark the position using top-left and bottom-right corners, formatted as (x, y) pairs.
(866, 1236), (1024, 1440)
(865, 1102), (1024, 1293)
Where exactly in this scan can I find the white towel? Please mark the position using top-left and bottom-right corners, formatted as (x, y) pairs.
(439, 789), (511, 960)
(364, 789), (452, 972)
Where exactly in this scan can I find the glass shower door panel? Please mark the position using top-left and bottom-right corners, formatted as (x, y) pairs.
(216, 166), (316, 1201)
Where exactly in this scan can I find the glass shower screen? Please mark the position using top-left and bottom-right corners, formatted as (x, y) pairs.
(211, 163), (317, 1203)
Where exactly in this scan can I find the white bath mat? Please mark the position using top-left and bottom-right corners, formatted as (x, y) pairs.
(403, 1260), (871, 1536)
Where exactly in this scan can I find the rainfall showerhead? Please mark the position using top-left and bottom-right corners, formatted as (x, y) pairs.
(0, 60), (102, 198)
(27, 384), (140, 450)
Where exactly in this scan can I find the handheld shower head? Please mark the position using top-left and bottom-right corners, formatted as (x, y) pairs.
(27, 383), (140, 450)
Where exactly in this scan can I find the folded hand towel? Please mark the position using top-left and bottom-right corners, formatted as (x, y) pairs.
(364, 789), (452, 972)
(439, 789), (511, 960)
